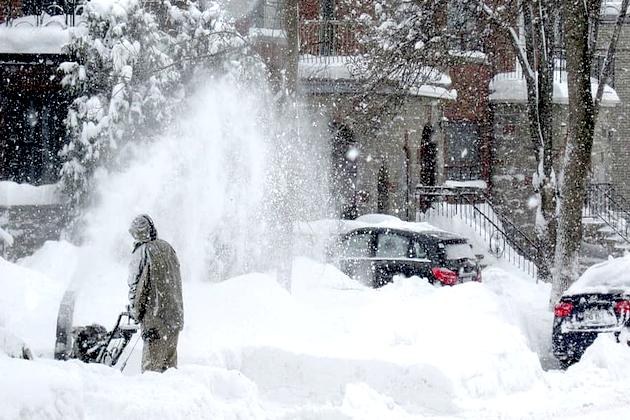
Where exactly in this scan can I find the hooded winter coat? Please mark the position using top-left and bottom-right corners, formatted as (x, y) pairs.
(128, 215), (184, 334)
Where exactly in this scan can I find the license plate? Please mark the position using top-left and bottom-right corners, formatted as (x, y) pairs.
(575, 309), (617, 328)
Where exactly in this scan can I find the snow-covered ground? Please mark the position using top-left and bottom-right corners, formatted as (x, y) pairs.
(2, 248), (630, 419)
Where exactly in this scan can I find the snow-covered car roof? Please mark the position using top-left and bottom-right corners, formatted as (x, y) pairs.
(565, 255), (630, 296)
(295, 214), (445, 237)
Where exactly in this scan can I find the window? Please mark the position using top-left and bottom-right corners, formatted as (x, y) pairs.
(376, 233), (410, 259)
(445, 242), (475, 260)
(444, 121), (482, 181)
(321, 0), (335, 20)
(410, 241), (428, 259)
(447, 0), (481, 51)
(341, 233), (372, 258)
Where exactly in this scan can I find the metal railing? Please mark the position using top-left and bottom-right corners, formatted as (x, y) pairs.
(1, 0), (85, 27)
(417, 185), (541, 280)
(493, 48), (615, 87)
(584, 182), (630, 244)
(444, 163), (482, 181)
(299, 19), (364, 61)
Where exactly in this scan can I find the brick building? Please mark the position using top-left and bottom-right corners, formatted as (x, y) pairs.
(600, 3), (630, 199)
(0, 0), (78, 258)
(0, 0), (79, 184)
(251, 0), (495, 218)
(249, 0), (628, 237)
(0, 0), (628, 258)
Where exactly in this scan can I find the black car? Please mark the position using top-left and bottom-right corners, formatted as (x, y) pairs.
(329, 227), (481, 288)
(552, 257), (630, 369)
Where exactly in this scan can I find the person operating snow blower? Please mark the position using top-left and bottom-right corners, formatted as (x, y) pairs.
(128, 214), (184, 372)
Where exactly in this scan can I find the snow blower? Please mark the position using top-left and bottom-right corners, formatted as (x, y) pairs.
(55, 289), (139, 370)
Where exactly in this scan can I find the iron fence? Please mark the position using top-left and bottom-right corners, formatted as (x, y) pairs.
(417, 185), (541, 280)
(1, 0), (85, 27)
(584, 182), (630, 243)
(493, 48), (615, 87)
(299, 19), (364, 61)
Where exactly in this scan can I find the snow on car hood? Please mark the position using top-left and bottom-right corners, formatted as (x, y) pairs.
(565, 255), (630, 296)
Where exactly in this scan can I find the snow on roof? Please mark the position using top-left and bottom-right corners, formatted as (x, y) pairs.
(448, 49), (488, 63)
(0, 21), (82, 54)
(444, 180), (488, 189)
(298, 56), (457, 100)
(295, 215), (447, 239)
(0, 182), (62, 206)
(489, 71), (621, 107)
(565, 255), (630, 296)
(248, 27), (287, 40)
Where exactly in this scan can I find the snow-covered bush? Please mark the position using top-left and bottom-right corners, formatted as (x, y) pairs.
(59, 0), (249, 208)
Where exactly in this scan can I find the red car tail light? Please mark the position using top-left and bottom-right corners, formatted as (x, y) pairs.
(614, 300), (630, 315)
(554, 302), (574, 318)
(432, 267), (458, 285)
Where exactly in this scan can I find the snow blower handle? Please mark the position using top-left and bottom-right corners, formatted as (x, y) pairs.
(94, 308), (139, 367)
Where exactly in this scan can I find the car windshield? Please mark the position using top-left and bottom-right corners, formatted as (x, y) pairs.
(444, 242), (474, 260)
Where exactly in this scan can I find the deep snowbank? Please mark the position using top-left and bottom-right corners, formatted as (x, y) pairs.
(7, 248), (630, 419)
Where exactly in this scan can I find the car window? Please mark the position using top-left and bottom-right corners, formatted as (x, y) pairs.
(376, 233), (410, 258)
(410, 240), (428, 259)
(340, 233), (372, 258)
(445, 242), (474, 260)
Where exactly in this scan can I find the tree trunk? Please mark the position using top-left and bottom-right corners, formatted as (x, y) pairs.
(521, 0), (558, 282)
(275, 0), (300, 292)
(551, 0), (596, 304)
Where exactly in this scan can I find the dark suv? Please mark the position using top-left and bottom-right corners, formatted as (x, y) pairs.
(552, 257), (630, 369)
(329, 227), (481, 287)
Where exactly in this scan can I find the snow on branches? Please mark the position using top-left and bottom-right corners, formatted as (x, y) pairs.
(59, 0), (247, 207)
(358, 0), (450, 93)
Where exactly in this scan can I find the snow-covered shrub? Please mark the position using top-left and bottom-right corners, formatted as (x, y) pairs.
(59, 0), (249, 209)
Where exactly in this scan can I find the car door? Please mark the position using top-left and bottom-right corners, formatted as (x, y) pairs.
(337, 231), (376, 286)
(408, 238), (434, 280)
(373, 231), (417, 286)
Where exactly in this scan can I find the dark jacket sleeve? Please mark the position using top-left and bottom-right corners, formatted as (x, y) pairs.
(128, 245), (150, 322)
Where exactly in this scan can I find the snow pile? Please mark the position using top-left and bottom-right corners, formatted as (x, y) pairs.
(444, 180), (488, 189)
(0, 182), (62, 206)
(0, 252), (537, 415)
(0, 256), (67, 356)
(0, 23), (83, 54)
(565, 255), (630, 295)
(0, 327), (32, 359)
(3, 237), (630, 417)
(577, 334), (630, 378)
(298, 56), (457, 100)
(0, 358), (266, 420)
